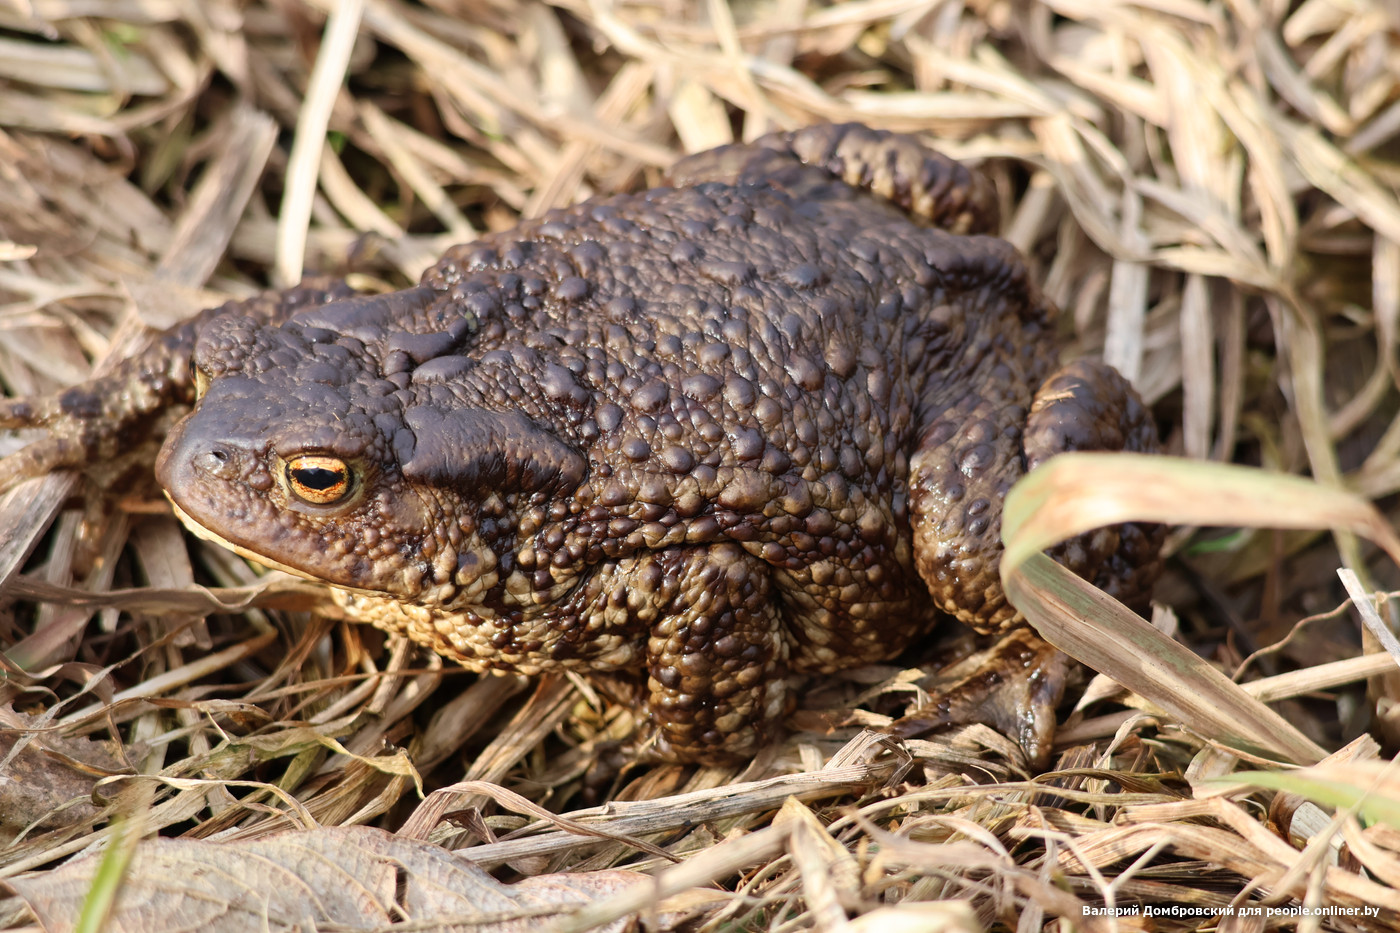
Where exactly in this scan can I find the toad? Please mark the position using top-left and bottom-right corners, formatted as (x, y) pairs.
(0, 125), (1162, 762)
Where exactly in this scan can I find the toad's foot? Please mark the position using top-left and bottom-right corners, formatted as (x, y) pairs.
(889, 627), (1072, 767)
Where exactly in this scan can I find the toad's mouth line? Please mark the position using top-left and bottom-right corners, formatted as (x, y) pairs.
(165, 495), (384, 598)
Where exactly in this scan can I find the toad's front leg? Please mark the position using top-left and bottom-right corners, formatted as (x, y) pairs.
(640, 543), (790, 762)
(0, 278), (356, 494)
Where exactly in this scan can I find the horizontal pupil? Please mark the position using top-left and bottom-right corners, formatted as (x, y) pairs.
(293, 467), (344, 490)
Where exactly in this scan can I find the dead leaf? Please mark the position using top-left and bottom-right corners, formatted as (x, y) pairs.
(0, 706), (125, 844)
(9, 825), (668, 933)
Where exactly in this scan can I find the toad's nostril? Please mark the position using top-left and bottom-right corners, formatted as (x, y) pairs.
(194, 445), (235, 477)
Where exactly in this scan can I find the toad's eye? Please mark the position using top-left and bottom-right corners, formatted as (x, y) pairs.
(285, 455), (353, 505)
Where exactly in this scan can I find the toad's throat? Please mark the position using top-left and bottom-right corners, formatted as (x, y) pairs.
(166, 495), (384, 598)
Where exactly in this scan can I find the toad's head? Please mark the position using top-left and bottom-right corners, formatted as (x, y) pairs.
(155, 287), (585, 609)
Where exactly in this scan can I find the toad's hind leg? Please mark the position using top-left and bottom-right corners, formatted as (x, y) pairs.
(1024, 360), (1165, 610)
(643, 543), (789, 761)
(666, 123), (1000, 235)
(907, 358), (1162, 764)
(909, 357), (1162, 635)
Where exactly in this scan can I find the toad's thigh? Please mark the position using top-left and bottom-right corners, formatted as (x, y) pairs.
(637, 543), (791, 759)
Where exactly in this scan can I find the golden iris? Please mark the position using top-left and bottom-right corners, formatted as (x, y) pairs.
(284, 455), (352, 504)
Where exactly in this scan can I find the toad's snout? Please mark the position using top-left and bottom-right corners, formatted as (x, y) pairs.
(154, 411), (193, 491)
(155, 412), (263, 516)
(155, 412), (205, 489)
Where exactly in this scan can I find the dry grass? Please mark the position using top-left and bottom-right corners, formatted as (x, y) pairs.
(1, 0), (1400, 929)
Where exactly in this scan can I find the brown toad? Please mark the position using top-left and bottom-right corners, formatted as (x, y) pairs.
(2, 125), (1161, 761)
